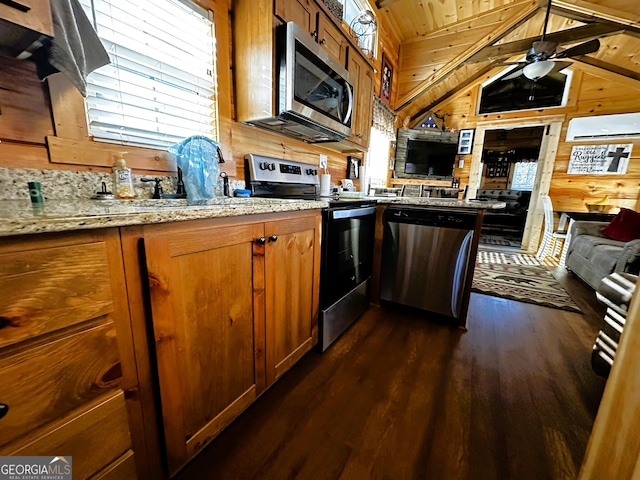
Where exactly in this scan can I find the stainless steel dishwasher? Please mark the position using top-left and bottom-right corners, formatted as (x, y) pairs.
(380, 206), (478, 322)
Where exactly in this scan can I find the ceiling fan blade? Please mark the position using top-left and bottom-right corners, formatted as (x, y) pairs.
(551, 60), (572, 73)
(501, 68), (525, 81)
(555, 39), (601, 59)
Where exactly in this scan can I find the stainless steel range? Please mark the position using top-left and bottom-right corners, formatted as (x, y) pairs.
(245, 154), (376, 351)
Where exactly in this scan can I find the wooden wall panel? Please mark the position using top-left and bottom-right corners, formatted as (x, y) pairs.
(0, 0), (355, 182)
(0, 57), (54, 145)
(427, 63), (640, 214)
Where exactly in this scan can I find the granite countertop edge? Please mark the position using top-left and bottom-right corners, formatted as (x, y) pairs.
(0, 197), (506, 237)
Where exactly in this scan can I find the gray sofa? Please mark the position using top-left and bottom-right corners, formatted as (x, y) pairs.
(566, 221), (640, 289)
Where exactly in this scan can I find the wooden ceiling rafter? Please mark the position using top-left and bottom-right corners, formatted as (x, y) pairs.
(465, 23), (624, 65)
(551, 0), (640, 29)
(573, 56), (640, 83)
(407, 61), (504, 128)
(395, 0), (543, 112)
(549, 5), (640, 39)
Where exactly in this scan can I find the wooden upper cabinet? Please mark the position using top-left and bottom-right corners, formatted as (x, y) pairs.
(142, 221), (266, 476)
(0, 0), (53, 56)
(316, 13), (347, 66)
(275, 0), (319, 38)
(275, 0), (347, 66)
(348, 49), (374, 148)
(264, 215), (320, 386)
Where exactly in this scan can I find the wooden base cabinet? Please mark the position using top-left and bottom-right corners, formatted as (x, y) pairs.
(138, 211), (321, 475)
(0, 230), (137, 480)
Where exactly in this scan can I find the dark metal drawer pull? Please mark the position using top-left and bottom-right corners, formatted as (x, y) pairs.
(0, 0), (31, 12)
(0, 403), (8, 420)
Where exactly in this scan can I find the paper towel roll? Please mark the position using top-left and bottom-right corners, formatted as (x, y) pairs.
(320, 174), (331, 196)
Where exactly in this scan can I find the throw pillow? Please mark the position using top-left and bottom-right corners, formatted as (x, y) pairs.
(602, 208), (640, 242)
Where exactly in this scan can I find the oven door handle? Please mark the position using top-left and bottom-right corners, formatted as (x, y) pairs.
(330, 206), (377, 220)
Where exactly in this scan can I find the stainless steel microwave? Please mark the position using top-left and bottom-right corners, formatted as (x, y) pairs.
(243, 22), (354, 143)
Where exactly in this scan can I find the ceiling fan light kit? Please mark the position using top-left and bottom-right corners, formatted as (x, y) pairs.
(523, 60), (555, 80)
(500, 0), (602, 83)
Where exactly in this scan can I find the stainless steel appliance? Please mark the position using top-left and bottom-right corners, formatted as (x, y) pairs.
(380, 206), (479, 324)
(245, 154), (376, 351)
(242, 22), (353, 143)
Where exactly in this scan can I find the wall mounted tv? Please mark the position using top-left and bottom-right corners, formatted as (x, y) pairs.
(404, 139), (457, 177)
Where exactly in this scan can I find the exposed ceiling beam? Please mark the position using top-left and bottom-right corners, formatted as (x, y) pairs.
(465, 23), (623, 65)
(551, 0), (640, 29)
(408, 61), (503, 128)
(573, 56), (640, 83)
(550, 5), (640, 39)
(395, 0), (541, 112)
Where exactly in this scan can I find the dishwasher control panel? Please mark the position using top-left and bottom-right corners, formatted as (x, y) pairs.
(386, 207), (478, 230)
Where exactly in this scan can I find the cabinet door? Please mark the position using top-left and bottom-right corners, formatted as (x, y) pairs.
(264, 214), (320, 386)
(0, 0), (53, 36)
(317, 12), (347, 65)
(275, 0), (319, 38)
(347, 49), (373, 148)
(143, 222), (266, 475)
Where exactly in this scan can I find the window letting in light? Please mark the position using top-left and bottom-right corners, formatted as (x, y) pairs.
(339, 0), (377, 56)
(511, 162), (538, 191)
(80, 0), (218, 149)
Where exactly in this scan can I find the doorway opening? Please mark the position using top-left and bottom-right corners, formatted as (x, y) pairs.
(478, 126), (545, 249)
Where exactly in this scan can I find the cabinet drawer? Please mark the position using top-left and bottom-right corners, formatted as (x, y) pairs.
(0, 322), (122, 450)
(9, 392), (132, 480)
(91, 450), (137, 480)
(0, 241), (115, 349)
(0, 0), (53, 36)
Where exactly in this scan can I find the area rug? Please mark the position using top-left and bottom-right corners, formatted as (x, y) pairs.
(472, 252), (582, 313)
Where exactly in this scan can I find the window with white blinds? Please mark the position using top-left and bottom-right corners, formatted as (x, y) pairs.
(80, 0), (217, 149)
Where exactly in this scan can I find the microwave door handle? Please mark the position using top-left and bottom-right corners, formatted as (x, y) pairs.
(343, 81), (353, 125)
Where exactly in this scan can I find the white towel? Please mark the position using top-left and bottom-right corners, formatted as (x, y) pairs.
(33, 0), (109, 96)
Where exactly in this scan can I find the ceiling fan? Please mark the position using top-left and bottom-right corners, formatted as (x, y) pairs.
(501, 0), (601, 81)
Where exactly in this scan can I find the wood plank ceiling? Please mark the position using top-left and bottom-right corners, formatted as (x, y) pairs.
(373, 0), (640, 124)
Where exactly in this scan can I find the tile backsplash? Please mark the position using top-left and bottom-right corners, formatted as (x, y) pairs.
(0, 168), (244, 200)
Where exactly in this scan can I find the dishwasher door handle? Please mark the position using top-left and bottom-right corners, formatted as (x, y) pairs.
(331, 206), (377, 220)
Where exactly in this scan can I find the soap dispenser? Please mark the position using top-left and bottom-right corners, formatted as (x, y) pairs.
(113, 152), (137, 199)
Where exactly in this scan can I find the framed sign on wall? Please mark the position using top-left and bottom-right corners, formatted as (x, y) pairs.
(567, 144), (633, 174)
(381, 54), (393, 105)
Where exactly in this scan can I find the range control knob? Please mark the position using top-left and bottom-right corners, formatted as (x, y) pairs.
(259, 162), (269, 170)
(267, 163), (276, 171)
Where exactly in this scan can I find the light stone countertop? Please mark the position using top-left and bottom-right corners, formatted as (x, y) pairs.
(370, 196), (507, 209)
(0, 198), (328, 237)
(0, 196), (506, 237)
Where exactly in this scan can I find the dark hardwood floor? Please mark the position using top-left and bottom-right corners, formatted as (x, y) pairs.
(176, 270), (607, 480)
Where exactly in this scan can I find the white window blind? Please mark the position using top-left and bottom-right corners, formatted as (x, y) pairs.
(80, 0), (217, 149)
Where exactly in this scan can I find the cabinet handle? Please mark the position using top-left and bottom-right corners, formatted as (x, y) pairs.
(311, 30), (317, 39)
(320, 38), (326, 45)
(0, 0), (30, 12)
(256, 237), (266, 245)
(268, 235), (278, 242)
(0, 403), (8, 420)
(357, 133), (363, 139)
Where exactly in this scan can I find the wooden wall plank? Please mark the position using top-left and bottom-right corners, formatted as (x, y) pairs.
(0, 56), (54, 144)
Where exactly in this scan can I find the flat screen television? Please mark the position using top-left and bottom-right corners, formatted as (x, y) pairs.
(404, 139), (457, 177)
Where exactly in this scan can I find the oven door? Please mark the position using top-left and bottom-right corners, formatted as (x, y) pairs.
(320, 206), (376, 308)
(281, 22), (353, 137)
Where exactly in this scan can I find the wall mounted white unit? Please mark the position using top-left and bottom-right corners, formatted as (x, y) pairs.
(566, 113), (640, 141)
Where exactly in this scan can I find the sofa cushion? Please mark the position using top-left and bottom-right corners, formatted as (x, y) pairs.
(590, 244), (624, 274)
(570, 234), (626, 259)
(602, 208), (640, 242)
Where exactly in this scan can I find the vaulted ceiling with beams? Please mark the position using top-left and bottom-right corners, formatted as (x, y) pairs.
(373, 0), (640, 124)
